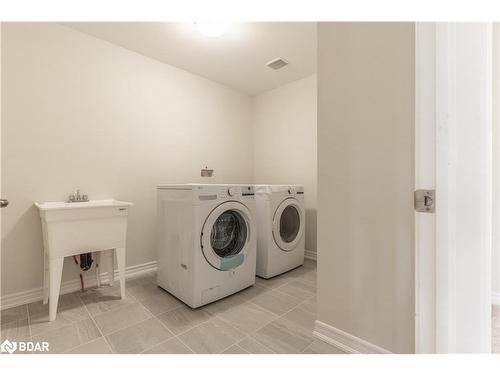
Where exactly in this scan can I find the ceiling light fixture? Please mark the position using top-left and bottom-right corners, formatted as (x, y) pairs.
(194, 22), (229, 37)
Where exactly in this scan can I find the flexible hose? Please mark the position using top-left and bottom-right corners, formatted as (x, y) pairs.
(73, 255), (90, 291)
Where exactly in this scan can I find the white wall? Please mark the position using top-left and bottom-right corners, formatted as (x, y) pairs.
(252, 75), (317, 254)
(1, 23), (254, 297)
(316, 23), (415, 353)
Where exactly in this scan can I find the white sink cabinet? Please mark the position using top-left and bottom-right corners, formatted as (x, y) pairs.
(35, 200), (133, 321)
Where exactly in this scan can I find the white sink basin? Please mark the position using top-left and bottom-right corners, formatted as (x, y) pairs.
(35, 199), (133, 211)
(35, 200), (133, 250)
(36, 200), (133, 226)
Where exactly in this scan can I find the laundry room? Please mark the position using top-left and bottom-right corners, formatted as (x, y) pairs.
(5, 2), (500, 369)
(0, 22), (319, 354)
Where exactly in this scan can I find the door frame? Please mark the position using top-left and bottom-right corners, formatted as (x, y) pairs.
(415, 22), (437, 354)
(493, 23), (500, 308)
(415, 22), (493, 353)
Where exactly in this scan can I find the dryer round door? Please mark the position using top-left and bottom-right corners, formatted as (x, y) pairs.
(201, 201), (253, 271)
(272, 198), (305, 251)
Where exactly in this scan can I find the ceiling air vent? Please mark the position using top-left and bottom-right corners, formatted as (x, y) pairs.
(266, 58), (289, 70)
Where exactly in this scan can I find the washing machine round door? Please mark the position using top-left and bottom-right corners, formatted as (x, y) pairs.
(201, 201), (253, 271)
(272, 198), (305, 251)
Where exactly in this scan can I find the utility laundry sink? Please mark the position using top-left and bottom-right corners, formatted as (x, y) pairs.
(35, 199), (133, 321)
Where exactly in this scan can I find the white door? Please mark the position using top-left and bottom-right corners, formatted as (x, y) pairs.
(0, 22), (2, 303)
(415, 22), (493, 353)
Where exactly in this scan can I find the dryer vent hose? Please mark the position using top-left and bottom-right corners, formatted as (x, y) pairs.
(72, 253), (93, 292)
(79, 253), (93, 271)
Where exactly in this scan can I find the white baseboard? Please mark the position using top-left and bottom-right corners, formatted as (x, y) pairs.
(493, 292), (500, 306)
(313, 320), (392, 354)
(304, 250), (317, 261)
(0, 261), (157, 311)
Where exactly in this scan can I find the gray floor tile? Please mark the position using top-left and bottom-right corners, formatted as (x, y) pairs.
(1, 318), (30, 341)
(236, 284), (270, 301)
(297, 271), (318, 287)
(79, 285), (137, 316)
(67, 337), (112, 354)
(298, 297), (316, 315)
(278, 306), (316, 337)
(93, 302), (151, 335)
(277, 279), (316, 300)
(128, 272), (156, 286)
(144, 337), (193, 354)
(33, 325), (81, 354)
(157, 304), (213, 335)
(252, 320), (312, 354)
(76, 318), (102, 343)
(251, 289), (303, 315)
(106, 317), (172, 354)
(30, 304), (91, 337)
(296, 270), (317, 285)
(302, 339), (345, 354)
(203, 293), (246, 315)
(222, 344), (248, 354)
(493, 305), (500, 354)
(303, 259), (317, 269)
(255, 273), (294, 290)
(28, 292), (83, 317)
(178, 317), (245, 354)
(0, 305), (28, 325)
(139, 291), (183, 316)
(217, 302), (278, 334)
(127, 281), (165, 301)
(33, 318), (100, 354)
(286, 265), (317, 284)
(238, 336), (274, 354)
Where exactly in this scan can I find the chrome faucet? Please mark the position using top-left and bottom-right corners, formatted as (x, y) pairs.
(67, 189), (89, 203)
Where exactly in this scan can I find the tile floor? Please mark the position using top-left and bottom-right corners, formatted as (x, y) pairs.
(1, 259), (344, 354)
(2, 260), (500, 354)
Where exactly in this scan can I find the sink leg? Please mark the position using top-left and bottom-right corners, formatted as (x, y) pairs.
(43, 252), (49, 304)
(115, 248), (126, 299)
(49, 257), (63, 322)
(107, 250), (114, 286)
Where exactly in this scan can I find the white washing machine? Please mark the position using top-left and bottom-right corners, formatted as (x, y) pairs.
(254, 185), (305, 278)
(156, 183), (256, 308)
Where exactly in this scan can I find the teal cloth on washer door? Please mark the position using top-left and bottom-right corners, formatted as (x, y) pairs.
(220, 253), (244, 270)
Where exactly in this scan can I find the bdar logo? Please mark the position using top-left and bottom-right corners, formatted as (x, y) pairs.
(0, 339), (17, 354)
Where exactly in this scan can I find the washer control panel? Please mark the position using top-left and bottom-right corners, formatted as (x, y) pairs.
(221, 185), (254, 199)
(196, 185), (255, 201)
(294, 186), (304, 195)
(227, 187), (238, 196)
(241, 185), (254, 196)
